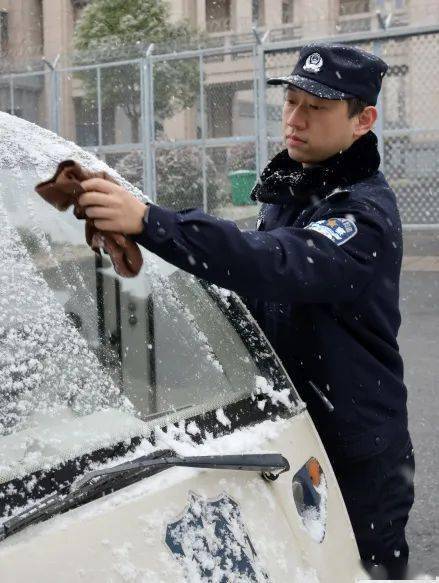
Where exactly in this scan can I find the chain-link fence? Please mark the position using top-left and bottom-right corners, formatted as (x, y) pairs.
(0, 25), (438, 224)
(263, 30), (439, 225)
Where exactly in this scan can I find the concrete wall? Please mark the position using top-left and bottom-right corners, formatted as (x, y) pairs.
(0, 0), (43, 61)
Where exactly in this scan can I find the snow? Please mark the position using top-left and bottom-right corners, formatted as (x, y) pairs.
(186, 421), (201, 436)
(165, 491), (270, 582)
(0, 113), (142, 198)
(0, 113), (154, 442)
(0, 116), (308, 583)
(7, 417), (291, 532)
(0, 409), (149, 482)
(164, 417), (289, 460)
(0, 197), (134, 439)
(0, 411), (337, 582)
(253, 376), (294, 410)
(215, 408), (231, 428)
(111, 541), (158, 582)
(294, 567), (320, 583)
(298, 474), (328, 544)
(0, 113), (265, 463)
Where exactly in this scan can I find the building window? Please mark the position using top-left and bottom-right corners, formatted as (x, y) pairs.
(206, 0), (231, 33)
(282, 0), (295, 23)
(0, 10), (8, 55)
(252, 0), (265, 27)
(376, 0), (407, 7)
(383, 64), (408, 130)
(339, 0), (370, 16)
(34, 0), (44, 54)
(71, 0), (90, 7)
(72, 0), (90, 22)
(338, 0), (372, 32)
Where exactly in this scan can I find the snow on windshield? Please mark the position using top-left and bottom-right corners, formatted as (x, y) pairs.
(0, 112), (135, 187)
(0, 113), (139, 437)
(0, 201), (135, 429)
(0, 113), (299, 481)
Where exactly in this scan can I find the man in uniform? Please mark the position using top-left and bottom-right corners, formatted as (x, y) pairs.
(78, 43), (415, 579)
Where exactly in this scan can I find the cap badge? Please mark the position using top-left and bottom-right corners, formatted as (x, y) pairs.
(303, 52), (323, 73)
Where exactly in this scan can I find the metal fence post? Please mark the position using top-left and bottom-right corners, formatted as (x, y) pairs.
(141, 44), (155, 202)
(251, 44), (260, 179)
(9, 75), (14, 115)
(199, 52), (208, 213)
(140, 52), (148, 197)
(43, 55), (60, 134)
(373, 39), (385, 173)
(97, 65), (103, 149)
(253, 29), (270, 176)
(149, 49), (157, 203)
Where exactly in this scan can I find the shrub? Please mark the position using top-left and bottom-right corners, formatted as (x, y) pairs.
(226, 142), (256, 172)
(115, 147), (222, 211)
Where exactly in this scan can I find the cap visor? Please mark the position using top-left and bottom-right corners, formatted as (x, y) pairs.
(267, 74), (354, 100)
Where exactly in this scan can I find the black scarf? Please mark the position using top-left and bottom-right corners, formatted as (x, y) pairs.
(251, 130), (381, 205)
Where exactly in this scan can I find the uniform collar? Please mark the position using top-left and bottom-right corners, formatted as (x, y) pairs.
(251, 130), (381, 205)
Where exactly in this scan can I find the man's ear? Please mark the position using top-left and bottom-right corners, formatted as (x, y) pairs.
(353, 106), (378, 138)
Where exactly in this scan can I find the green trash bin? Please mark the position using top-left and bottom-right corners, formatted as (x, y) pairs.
(229, 170), (257, 206)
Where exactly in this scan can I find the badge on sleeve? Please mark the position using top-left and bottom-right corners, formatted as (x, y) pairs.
(304, 217), (357, 246)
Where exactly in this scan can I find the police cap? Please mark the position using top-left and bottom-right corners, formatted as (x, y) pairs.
(267, 42), (388, 106)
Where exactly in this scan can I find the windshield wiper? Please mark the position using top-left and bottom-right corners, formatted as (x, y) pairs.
(0, 452), (289, 542)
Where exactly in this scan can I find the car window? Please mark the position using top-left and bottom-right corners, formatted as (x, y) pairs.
(0, 112), (301, 483)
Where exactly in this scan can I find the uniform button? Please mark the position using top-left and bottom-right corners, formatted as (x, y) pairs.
(157, 227), (166, 237)
(375, 436), (381, 446)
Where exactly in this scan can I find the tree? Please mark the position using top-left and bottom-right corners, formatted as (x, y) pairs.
(73, 0), (200, 142)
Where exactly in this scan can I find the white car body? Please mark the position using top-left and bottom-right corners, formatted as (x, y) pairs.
(0, 113), (369, 582)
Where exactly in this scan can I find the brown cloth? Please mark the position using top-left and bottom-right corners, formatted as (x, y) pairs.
(35, 160), (143, 278)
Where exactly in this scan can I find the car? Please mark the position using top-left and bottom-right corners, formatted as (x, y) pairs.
(0, 112), (369, 582)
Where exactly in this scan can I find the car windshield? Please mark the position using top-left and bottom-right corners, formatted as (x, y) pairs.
(0, 113), (301, 485)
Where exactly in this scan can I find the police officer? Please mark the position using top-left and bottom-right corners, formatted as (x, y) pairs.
(78, 43), (415, 580)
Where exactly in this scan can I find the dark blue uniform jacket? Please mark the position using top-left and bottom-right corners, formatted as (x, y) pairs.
(132, 131), (409, 465)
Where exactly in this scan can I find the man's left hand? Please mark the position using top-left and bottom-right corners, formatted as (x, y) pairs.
(78, 178), (148, 235)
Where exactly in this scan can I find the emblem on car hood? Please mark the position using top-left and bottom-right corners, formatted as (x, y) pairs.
(165, 491), (270, 582)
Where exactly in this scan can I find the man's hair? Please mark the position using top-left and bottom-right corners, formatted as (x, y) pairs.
(346, 96), (369, 118)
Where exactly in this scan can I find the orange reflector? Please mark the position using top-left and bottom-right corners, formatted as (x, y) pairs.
(306, 457), (322, 487)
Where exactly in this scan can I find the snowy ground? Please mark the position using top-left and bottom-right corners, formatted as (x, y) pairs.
(399, 228), (439, 578)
